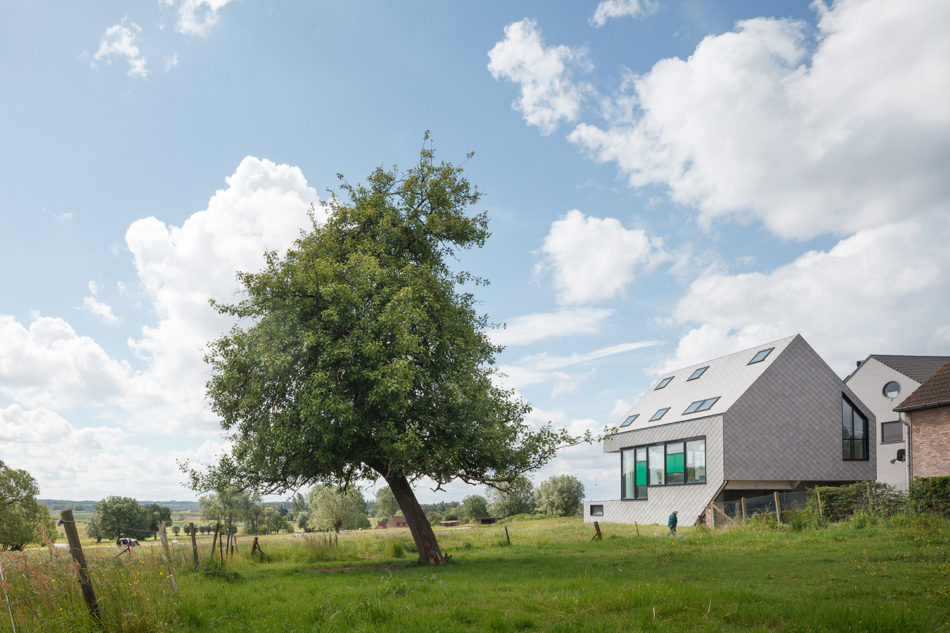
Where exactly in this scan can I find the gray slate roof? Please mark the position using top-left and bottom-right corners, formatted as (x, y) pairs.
(895, 360), (950, 412)
(866, 355), (950, 383)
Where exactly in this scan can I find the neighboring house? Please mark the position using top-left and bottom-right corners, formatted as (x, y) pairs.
(584, 335), (876, 526)
(375, 515), (409, 529)
(845, 354), (950, 490)
(895, 360), (950, 480)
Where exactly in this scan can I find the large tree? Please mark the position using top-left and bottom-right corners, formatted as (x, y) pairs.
(535, 475), (585, 517)
(307, 485), (370, 532)
(487, 475), (534, 517)
(95, 496), (152, 541)
(188, 139), (575, 564)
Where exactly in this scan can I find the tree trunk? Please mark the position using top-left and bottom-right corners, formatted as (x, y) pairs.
(385, 474), (445, 565)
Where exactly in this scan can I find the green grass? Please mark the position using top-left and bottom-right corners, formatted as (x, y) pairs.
(2, 516), (948, 632)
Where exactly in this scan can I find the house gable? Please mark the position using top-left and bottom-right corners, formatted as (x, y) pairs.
(724, 335), (876, 482)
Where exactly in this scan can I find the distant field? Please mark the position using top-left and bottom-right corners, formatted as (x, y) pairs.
(7, 514), (947, 632)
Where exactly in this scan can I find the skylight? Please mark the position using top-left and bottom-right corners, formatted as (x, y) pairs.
(619, 414), (638, 428)
(654, 376), (673, 390)
(649, 407), (670, 422)
(684, 396), (720, 414)
(748, 347), (774, 364)
(687, 366), (708, 381)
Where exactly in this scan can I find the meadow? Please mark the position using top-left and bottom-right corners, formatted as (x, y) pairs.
(1, 515), (947, 632)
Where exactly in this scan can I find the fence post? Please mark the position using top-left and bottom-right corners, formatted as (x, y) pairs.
(774, 492), (782, 526)
(210, 522), (220, 558)
(60, 509), (101, 627)
(505, 526), (511, 545)
(189, 522), (199, 566)
(740, 497), (747, 523)
(591, 521), (602, 541)
(816, 488), (823, 519)
(158, 523), (179, 594)
(709, 503), (716, 529)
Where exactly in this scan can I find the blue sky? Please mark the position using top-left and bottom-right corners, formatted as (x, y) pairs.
(2, 0), (948, 504)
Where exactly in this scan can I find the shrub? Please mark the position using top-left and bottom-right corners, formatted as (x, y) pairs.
(908, 476), (950, 515)
(808, 482), (904, 520)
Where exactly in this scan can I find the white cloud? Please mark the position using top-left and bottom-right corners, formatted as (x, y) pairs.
(88, 281), (100, 295)
(162, 0), (236, 37)
(92, 20), (149, 78)
(164, 53), (179, 72)
(568, 0), (950, 239)
(496, 339), (659, 396)
(0, 315), (134, 410)
(537, 209), (665, 304)
(590, 0), (656, 28)
(664, 213), (950, 376)
(82, 297), (122, 326)
(488, 19), (591, 135)
(489, 308), (613, 347)
(124, 156), (322, 433)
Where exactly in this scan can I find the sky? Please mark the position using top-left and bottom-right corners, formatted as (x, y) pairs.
(1, 0), (949, 505)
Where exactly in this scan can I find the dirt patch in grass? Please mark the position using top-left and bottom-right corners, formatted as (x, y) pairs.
(304, 563), (407, 574)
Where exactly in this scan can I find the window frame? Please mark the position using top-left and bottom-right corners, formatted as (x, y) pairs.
(683, 396), (720, 415)
(619, 414), (639, 428)
(687, 366), (708, 381)
(880, 420), (903, 444)
(619, 436), (707, 500)
(649, 407), (670, 422)
(841, 395), (869, 461)
(589, 504), (604, 517)
(748, 347), (775, 365)
(882, 381), (901, 399)
(654, 376), (674, 390)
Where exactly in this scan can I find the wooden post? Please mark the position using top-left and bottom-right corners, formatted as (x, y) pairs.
(634, 522), (639, 537)
(774, 492), (782, 526)
(504, 526), (511, 545)
(189, 522), (199, 566)
(60, 509), (101, 627)
(591, 521), (603, 541)
(251, 536), (259, 555)
(740, 497), (747, 523)
(225, 531), (232, 559)
(709, 503), (716, 529)
(158, 523), (179, 594)
(210, 522), (220, 558)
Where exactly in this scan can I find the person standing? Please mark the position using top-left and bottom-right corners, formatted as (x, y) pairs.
(668, 510), (678, 536)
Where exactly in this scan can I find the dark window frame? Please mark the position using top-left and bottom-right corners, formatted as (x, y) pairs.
(589, 504), (604, 517)
(649, 407), (670, 422)
(881, 420), (903, 444)
(683, 396), (720, 415)
(748, 347), (775, 365)
(882, 381), (901, 399)
(619, 436), (707, 499)
(655, 376), (674, 390)
(619, 414), (639, 428)
(687, 366), (708, 381)
(841, 394), (869, 461)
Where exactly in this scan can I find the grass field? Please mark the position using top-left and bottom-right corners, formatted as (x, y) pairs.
(3, 515), (948, 632)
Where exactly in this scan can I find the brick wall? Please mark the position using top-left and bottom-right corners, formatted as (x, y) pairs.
(911, 405), (950, 478)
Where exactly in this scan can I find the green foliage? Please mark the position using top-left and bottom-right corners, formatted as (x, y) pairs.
(85, 513), (105, 542)
(200, 486), (259, 533)
(187, 139), (579, 562)
(95, 495), (153, 541)
(146, 503), (172, 533)
(458, 495), (489, 523)
(908, 475), (950, 515)
(534, 475), (585, 517)
(307, 485), (370, 532)
(808, 481), (905, 520)
(386, 541), (406, 558)
(487, 474), (534, 517)
(0, 461), (56, 551)
(375, 486), (400, 518)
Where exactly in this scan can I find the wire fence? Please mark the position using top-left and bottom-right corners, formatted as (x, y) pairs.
(717, 490), (811, 521)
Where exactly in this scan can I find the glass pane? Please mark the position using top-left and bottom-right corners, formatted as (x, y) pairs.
(635, 461), (647, 486)
(635, 485), (647, 500)
(882, 421), (903, 443)
(684, 400), (702, 414)
(842, 439), (853, 460)
(621, 450), (635, 499)
(853, 439), (867, 460)
(649, 445), (665, 485)
(686, 440), (706, 483)
(842, 399), (852, 438)
(688, 366), (708, 380)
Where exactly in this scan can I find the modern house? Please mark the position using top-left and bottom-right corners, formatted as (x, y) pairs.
(584, 335), (876, 526)
(895, 360), (950, 479)
(845, 355), (950, 490)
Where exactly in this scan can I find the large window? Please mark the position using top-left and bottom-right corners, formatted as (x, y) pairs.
(683, 396), (720, 415)
(841, 396), (868, 460)
(881, 420), (903, 444)
(621, 438), (706, 498)
(620, 447), (648, 499)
